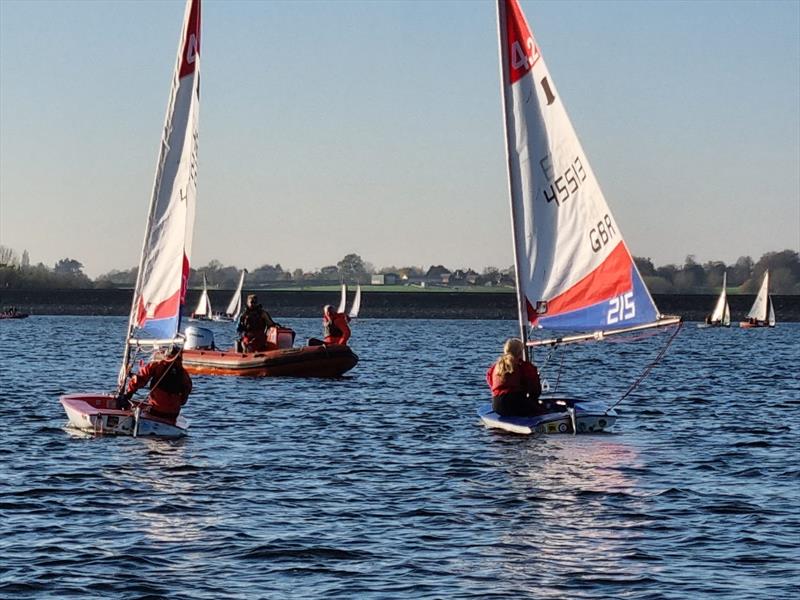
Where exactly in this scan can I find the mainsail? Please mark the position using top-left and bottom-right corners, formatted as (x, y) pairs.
(710, 272), (731, 325)
(497, 0), (675, 345)
(120, 0), (201, 381)
(193, 274), (212, 318)
(225, 270), (246, 319)
(348, 285), (362, 319)
(746, 270), (773, 323)
(336, 284), (347, 314)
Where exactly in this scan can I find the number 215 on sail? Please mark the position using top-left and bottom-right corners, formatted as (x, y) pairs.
(607, 292), (635, 324)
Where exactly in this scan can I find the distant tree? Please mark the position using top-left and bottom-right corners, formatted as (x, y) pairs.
(750, 250), (800, 294)
(292, 268), (304, 281)
(702, 260), (727, 289)
(728, 256), (753, 287)
(21, 250), (30, 268)
(0, 245), (16, 266)
(337, 253), (367, 283)
(54, 258), (85, 277)
(249, 263), (285, 283)
(633, 257), (656, 277)
(319, 265), (340, 280)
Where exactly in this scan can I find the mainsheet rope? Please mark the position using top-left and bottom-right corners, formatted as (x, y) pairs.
(605, 321), (684, 414)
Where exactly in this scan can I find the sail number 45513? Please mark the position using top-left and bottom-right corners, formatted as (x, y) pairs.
(607, 292), (635, 324)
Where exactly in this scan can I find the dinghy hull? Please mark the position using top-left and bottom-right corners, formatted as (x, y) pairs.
(738, 321), (775, 328)
(182, 344), (358, 377)
(477, 397), (617, 435)
(60, 394), (188, 438)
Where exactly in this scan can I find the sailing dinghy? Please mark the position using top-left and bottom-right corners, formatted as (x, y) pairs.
(190, 273), (213, 321)
(479, 0), (681, 435)
(60, 0), (201, 438)
(739, 270), (776, 328)
(698, 273), (730, 328)
(213, 269), (245, 321)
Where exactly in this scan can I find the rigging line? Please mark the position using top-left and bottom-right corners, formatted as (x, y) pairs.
(605, 321), (683, 414)
(553, 350), (565, 393)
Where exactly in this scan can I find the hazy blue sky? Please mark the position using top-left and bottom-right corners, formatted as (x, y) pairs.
(1, 0), (798, 277)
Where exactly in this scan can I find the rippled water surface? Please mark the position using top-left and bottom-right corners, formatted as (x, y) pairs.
(1, 317), (798, 598)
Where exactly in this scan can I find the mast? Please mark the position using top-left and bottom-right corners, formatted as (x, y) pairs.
(496, 0), (529, 356)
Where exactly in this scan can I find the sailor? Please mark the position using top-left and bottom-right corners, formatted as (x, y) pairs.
(124, 346), (192, 422)
(486, 338), (542, 417)
(236, 294), (278, 352)
(322, 304), (351, 345)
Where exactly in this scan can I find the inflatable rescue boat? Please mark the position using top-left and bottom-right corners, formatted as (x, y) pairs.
(181, 326), (358, 377)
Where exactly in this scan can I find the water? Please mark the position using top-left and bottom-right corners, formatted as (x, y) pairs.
(1, 317), (798, 599)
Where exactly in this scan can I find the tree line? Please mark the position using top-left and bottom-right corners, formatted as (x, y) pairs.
(1, 245), (799, 294)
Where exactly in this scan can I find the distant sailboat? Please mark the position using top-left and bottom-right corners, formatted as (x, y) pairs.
(190, 273), (213, 320)
(60, 0), (201, 438)
(739, 271), (775, 328)
(348, 285), (362, 319)
(335, 283), (362, 318)
(478, 0), (681, 435)
(213, 270), (245, 321)
(698, 273), (730, 328)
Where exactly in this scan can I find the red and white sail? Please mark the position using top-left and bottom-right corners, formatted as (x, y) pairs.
(498, 0), (665, 336)
(129, 0), (201, 341)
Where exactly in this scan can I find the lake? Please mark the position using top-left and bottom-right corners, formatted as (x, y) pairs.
(1, 317), (798, 598)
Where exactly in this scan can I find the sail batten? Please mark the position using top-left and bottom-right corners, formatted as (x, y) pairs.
(497, 0), (665, 337)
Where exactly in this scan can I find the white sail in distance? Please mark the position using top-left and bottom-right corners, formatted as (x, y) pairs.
(746, 271), (771, 322)
(710, 273), (730, 325)
(226, 270), (246, 319)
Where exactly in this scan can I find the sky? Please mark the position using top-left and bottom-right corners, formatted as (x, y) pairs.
(1, 0), (798, 278)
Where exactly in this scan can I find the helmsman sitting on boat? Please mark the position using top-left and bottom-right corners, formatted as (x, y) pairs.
(486, 338), (542, 417)
(236, 294), (279, 352)
(123, 346), (192, 423)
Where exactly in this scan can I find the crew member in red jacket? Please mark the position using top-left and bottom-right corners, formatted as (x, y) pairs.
(125, 347), (192, 422)
(486, 338), (542, 417)
(322, 304), (351, 345)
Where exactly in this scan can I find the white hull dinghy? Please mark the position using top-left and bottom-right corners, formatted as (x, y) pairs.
(61, 394), (188, 438)
(60, 0), (201, 439)
(482, 0), (681, 435)
(478, 398), (617, 435)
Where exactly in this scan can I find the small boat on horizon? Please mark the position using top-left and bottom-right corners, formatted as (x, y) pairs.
(739, 270), (776, 328)
(698, 272), (730, 328)
(212, 269), (246, 322)
(189, 273), (213, 321)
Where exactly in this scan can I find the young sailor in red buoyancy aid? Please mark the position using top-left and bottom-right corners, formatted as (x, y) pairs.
(125, 347), (192, 422)
(486, 338), (542, 417)
(322, 304), (351, 345)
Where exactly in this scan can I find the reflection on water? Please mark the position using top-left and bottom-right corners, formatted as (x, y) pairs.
(0, 317), (798, 598)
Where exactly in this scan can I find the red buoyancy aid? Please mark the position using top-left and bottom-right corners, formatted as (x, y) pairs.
(486, 361), (541, 398)
(128, 359), (192, 420)
(323, 312), (351, 345)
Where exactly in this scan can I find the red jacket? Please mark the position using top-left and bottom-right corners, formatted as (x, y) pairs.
(323, 312), (351, 345)
(127, 358), (192, 420)
(486, 360), (541, 398)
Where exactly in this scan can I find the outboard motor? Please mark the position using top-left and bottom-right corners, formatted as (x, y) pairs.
(185, 325), (215, 350)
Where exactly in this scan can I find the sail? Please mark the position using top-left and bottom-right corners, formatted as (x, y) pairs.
(336, 284), (347, 313)
(710, 272), (730, 325)
(768, 297), (776, 326)
(193, 274), (212, 317)
(348, 285), (362, 319)
(498, 0), (662, 334)
(746, 271), (770, 322)
(129, 0), (201, 341)
(225, 270), (245, 319)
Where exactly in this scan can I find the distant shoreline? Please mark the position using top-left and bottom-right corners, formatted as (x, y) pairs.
(2, 288), (799, 322)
